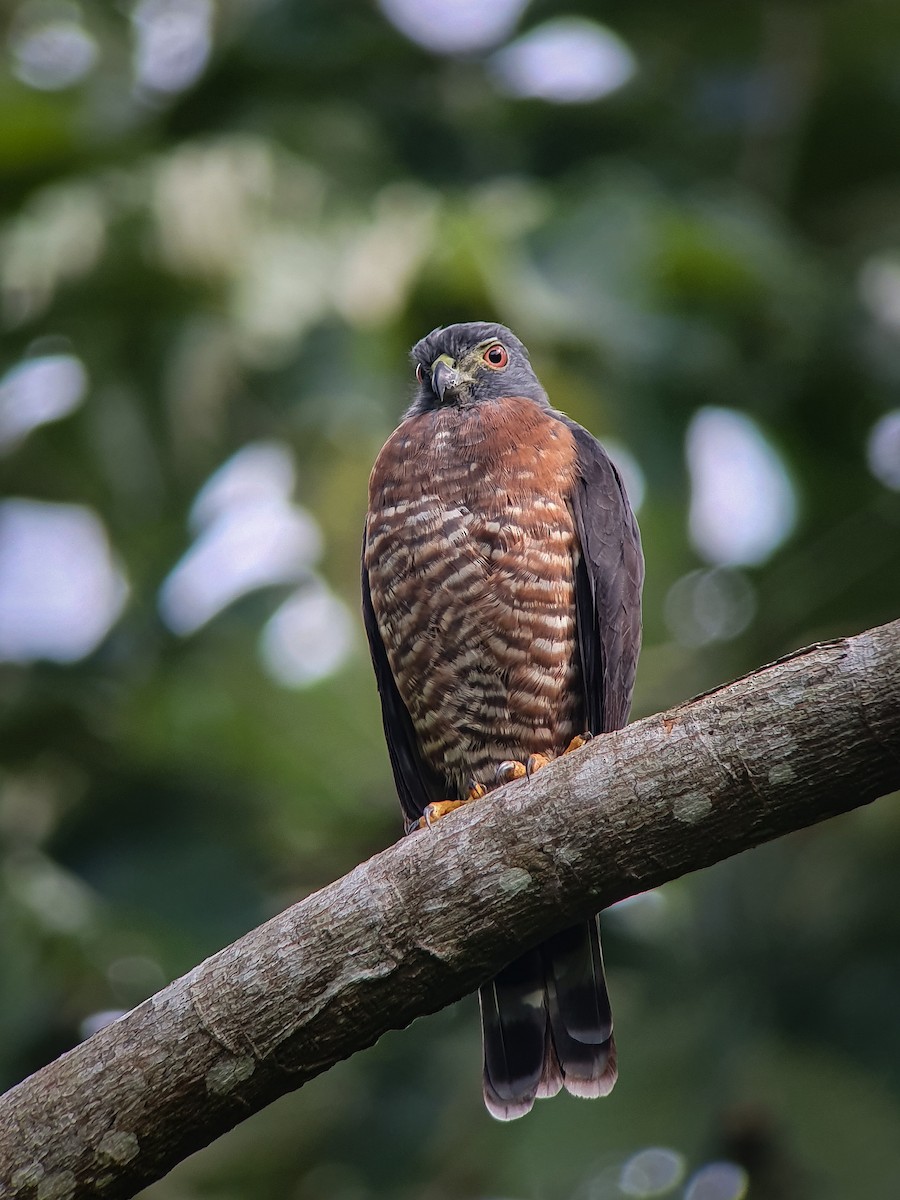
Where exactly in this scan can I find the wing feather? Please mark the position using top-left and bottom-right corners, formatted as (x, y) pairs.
(361, 550), (443, 829)
(559, 418), (644, 735)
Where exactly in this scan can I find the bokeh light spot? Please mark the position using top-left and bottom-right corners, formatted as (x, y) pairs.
(491, 19), (636, 104)
(859, 256), (900, 333)
(79, 1010), (126, 1040)
(0, 353), (88, 453)
(1, 183), (106, 327)
(7, 852), (96, 934)
(159, 443), (322, 636)
(664, 567), (756, 648)
(107, 955), (166, 998)
(188, 441), (298, 532)
(378, 0), (527, 55)
(260, 582), (355, 688)
(11, 17), (99, 91)
(686, 408), (797, 566)
(683, 1162), (748, 1200)
(132, 0), (213, 94)
(866, 409), (900, 490)
(619, 1146), (685, 1196)
(0, 500), (128, 663)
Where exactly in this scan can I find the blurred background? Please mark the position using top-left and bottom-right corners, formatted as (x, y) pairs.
(1, 0), (900, 1197)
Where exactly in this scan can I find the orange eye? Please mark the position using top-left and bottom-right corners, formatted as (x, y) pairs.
(416, 364), (426, 383)
(483, 344), (508, 369)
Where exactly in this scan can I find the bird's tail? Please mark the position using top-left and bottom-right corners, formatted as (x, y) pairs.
(479, 916), (617, 1120)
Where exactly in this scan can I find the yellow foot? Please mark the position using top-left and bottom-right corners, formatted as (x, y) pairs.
(418, 781), (487, 829)
(564, 732), (593, 754)
(496, 752), (554, 783)
(495, 735), (593, 787)
(495, 759), (527, 784)
(526, 752), (554, 776)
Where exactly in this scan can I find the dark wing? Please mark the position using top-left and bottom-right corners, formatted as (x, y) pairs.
(361, 549), (444, 831)
(559, 417), (644, 735)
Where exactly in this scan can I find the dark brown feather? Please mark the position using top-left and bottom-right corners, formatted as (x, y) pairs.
(562, 417), (644, 736)
(361, 567), (443, 830)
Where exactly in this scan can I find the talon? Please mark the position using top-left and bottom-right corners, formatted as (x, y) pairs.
(496, 759), (527, 784)
(526, 752), (554, 777)
(418, 781), (487, 829)
(564, 732), (593, 754)
(418, 799), (466, 829)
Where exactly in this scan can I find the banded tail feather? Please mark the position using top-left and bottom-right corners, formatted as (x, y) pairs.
(479, 917), (617, 1120)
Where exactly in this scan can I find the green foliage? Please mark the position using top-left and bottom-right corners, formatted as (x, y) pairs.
(1, 2), (899, 1197)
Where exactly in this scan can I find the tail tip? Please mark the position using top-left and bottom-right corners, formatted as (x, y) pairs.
(483, 1075), (537, 1121)
(562, 1037), (618, 1100)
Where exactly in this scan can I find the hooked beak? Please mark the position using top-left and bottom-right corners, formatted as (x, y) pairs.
(431, 357), (466, 404)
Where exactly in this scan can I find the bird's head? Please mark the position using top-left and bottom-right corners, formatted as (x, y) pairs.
(407, 322), (548, 414)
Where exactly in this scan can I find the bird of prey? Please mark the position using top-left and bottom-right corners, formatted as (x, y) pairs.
(362, 322), (643, 1119)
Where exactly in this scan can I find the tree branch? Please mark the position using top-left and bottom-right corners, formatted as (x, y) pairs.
(2, 620), (899, 1199)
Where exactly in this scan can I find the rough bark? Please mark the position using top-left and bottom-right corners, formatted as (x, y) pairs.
(2, 619), (899, 1200)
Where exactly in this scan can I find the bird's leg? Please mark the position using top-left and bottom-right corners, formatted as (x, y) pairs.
(496, 732), (594, 784)
(418, 780), (488, 829)
(418, 734), (596, 829)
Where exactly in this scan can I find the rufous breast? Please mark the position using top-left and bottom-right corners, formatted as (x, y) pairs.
(365, 396), (584, 795)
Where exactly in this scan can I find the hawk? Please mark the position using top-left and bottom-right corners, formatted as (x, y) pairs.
(362, 322), (643, 1118)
